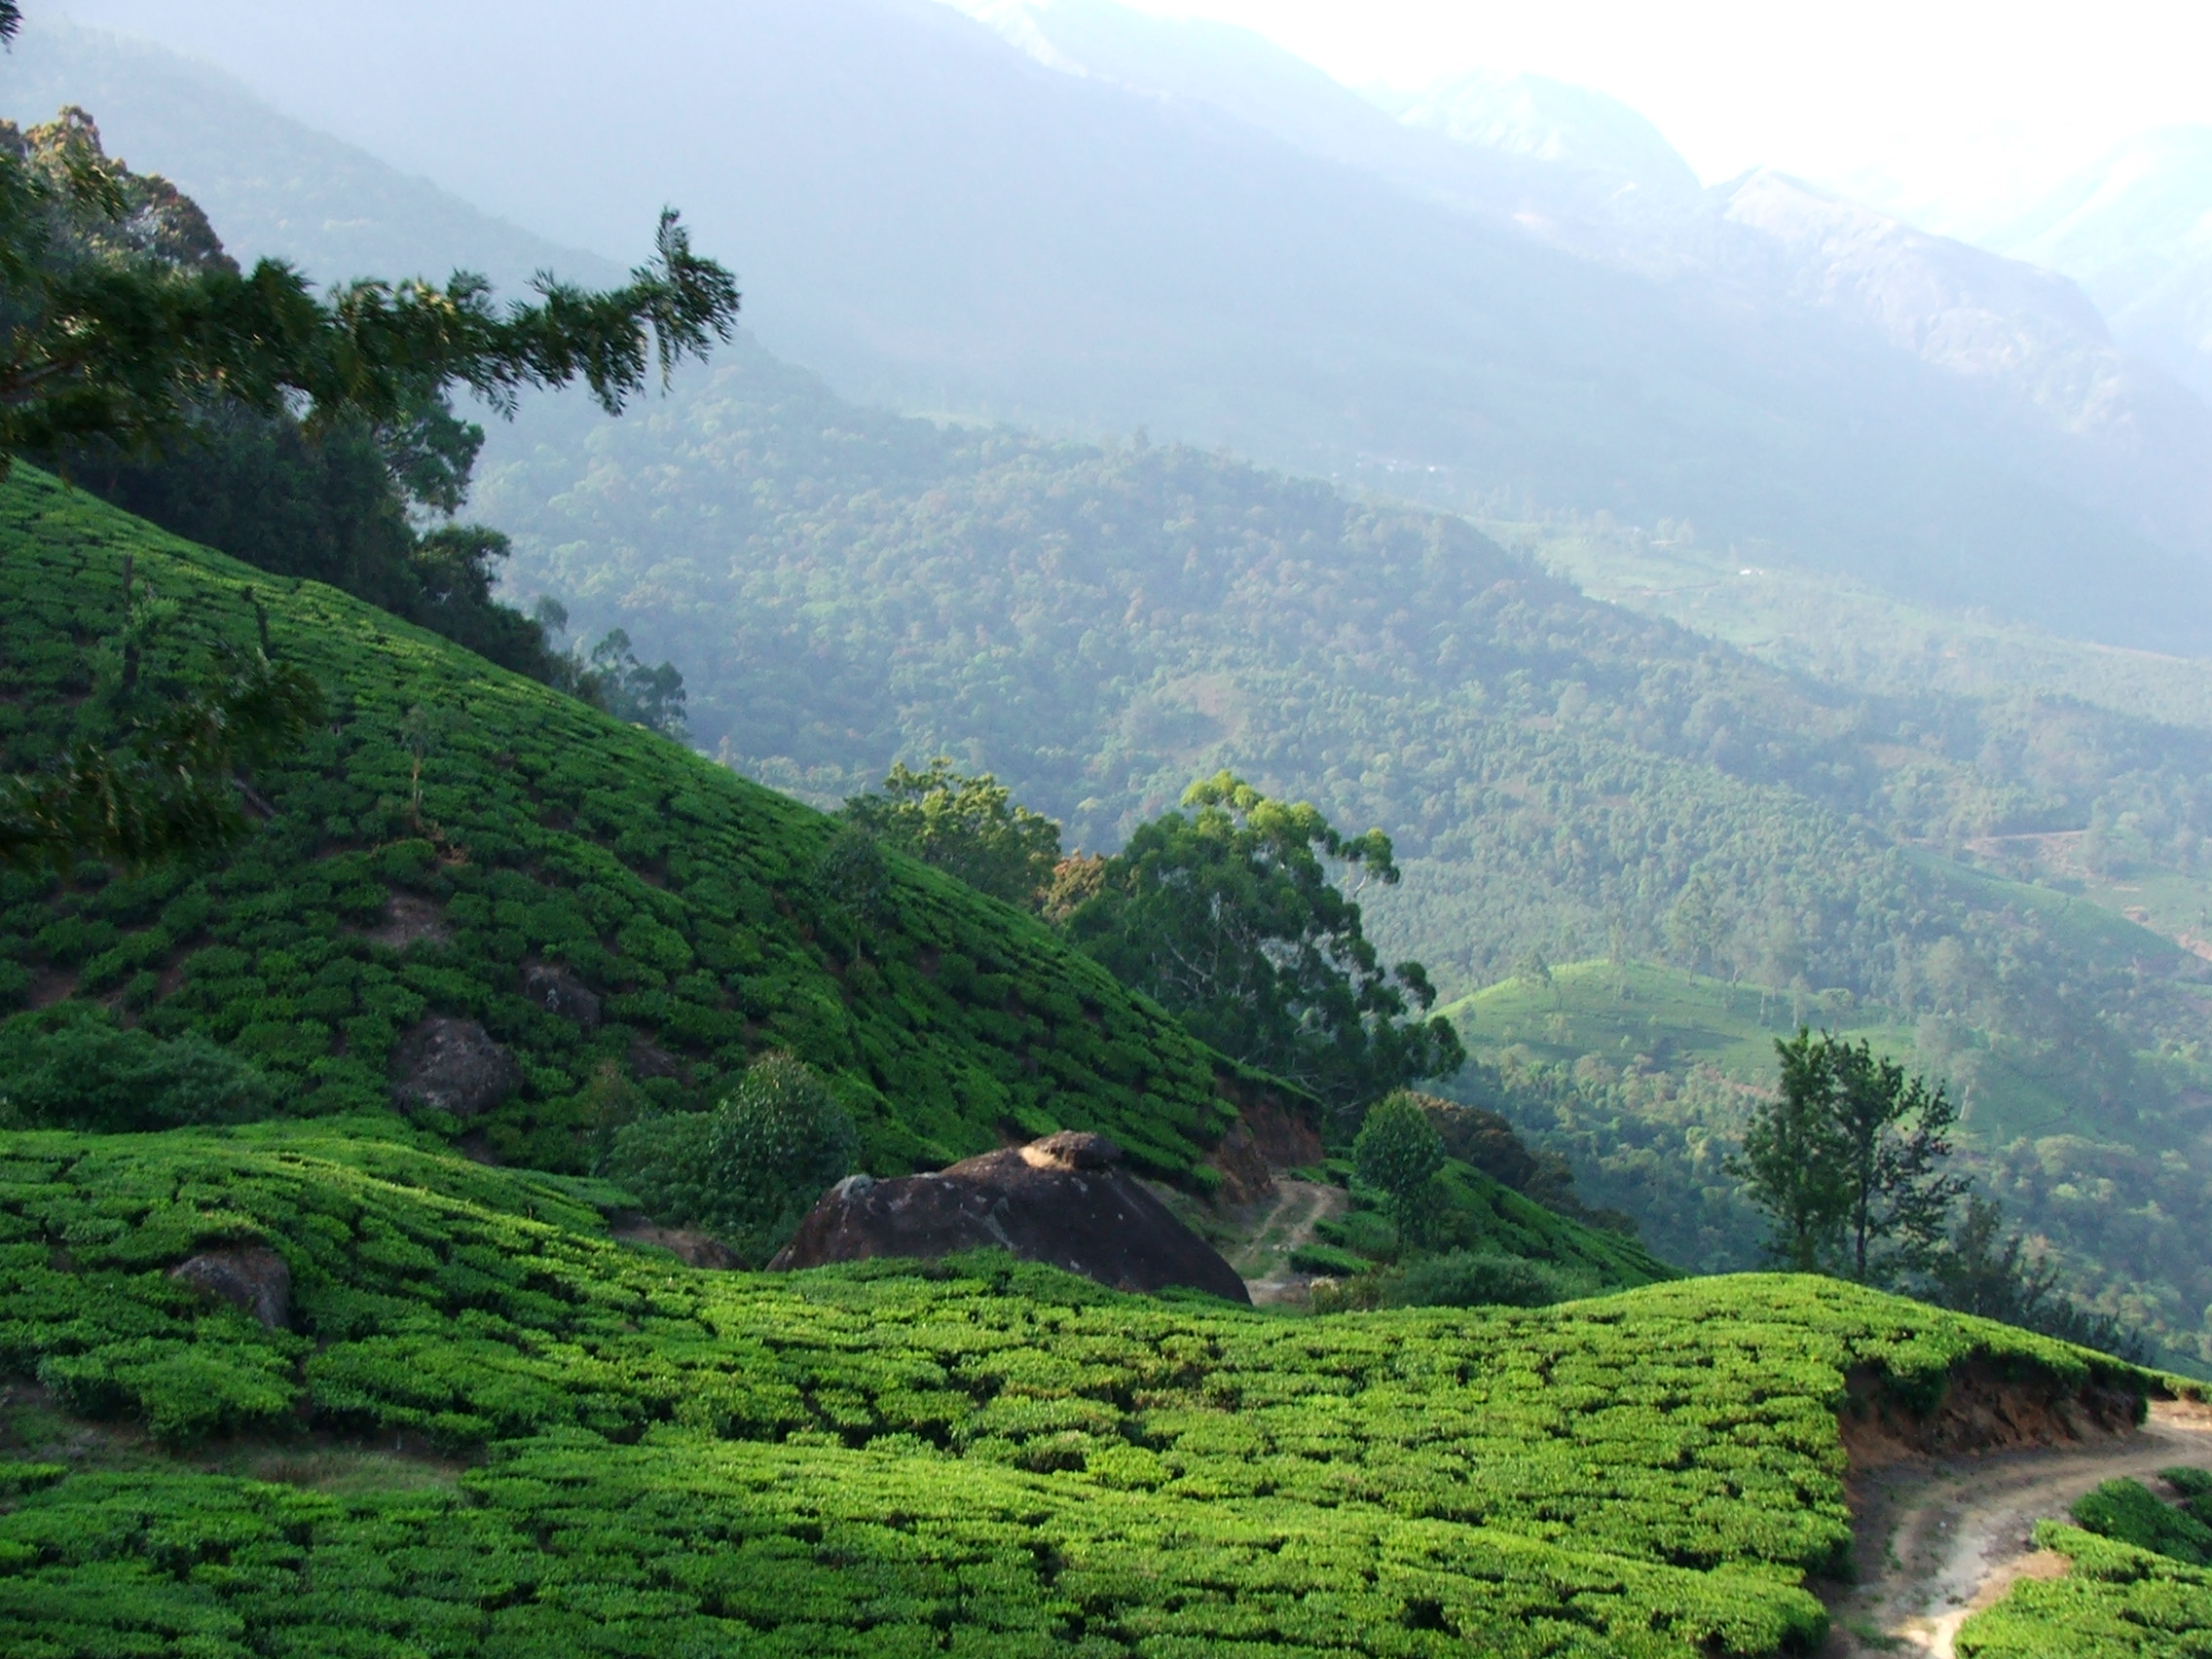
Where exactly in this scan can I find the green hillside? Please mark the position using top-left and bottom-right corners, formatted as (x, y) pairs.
(0, 1117), (2188, 1656)
(471, 341), (2212, 1362)
(0, 465), (1256, 1184)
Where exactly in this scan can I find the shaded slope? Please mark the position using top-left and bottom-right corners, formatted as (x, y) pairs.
(0, 466), (1253, 1178)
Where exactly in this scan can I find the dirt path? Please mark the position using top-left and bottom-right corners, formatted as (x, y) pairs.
(1826, 1399), (2212, 1657)
(1231, 1179), (1347, 1306)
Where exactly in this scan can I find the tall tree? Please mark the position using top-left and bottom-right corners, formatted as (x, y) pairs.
(1828, 1036), (1968, 1283)
(1060, 772), (1462, 1115)
(0, 5), (740, 870)
(1728, 1028), (1850, 1272)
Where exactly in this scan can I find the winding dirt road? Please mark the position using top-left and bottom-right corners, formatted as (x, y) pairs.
(1826, 1399), (2212, 1656)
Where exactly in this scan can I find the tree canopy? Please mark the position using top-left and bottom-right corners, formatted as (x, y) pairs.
(1729, 1029), (1966, 1283)
(842, 757), (1062, 908)
(1061, 772), (1462, 1114)
(0, 100), (738, 463)
(0, 19), (737, 871)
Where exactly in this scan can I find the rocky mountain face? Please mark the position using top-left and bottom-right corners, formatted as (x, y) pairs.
(1984, 126), (2212, 406)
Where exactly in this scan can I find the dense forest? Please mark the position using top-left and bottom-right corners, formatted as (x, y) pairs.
(477, 341), (2212, 1365)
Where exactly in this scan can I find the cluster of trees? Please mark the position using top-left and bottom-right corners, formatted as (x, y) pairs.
(841, 760), (1463, 1117)
(0, 27), (736, 868)
(1731, 1029), (2147, 1359)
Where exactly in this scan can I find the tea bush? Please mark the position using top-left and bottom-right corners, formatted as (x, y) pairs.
(0, 466), (1265, 1179)
(1958, 1523), (2212, 1659)
(2072, 1477), (2212, 1567)
(0, 1121), (2183, 1655)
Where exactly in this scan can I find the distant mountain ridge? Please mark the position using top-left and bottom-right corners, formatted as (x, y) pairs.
(43, 0), (2212, 652)
(1985, 126), (2212, 406)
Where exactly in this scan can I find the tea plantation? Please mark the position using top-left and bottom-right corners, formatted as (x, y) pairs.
(0, 466), (1250, 1180)
(0, 1118), (2182, 1656)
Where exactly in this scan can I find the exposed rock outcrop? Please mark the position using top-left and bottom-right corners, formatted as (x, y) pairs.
(522, 964), (602, 1032)
(391, 1016), (523, 1118)
(169, 1245), (291, 1330)
(771, 1130), (1250, 1303)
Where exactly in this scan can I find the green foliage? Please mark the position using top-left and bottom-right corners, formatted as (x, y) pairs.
(1064, 772), (1462, 1113)
(0, 616), (322, 874)
(2168, 1465), (2212, 1525)
(1353, 1089), (1445, 1244)
(607, 1051), (856, 1261)
(0, 1119), (2180, 1659)
(0, 466), (1252, 1179)
(1729, 1029), (1966, 1283)
(1959, 1522), (2212, 1658)
(2072, 1478), (2212, 1566)
(1730, 1029), (1852, 1272)
(0, 1004), (274, 1130)
(0, 1121), (2182, 1654)
(843, 757), (1062, 908)
(476, 343), (2212, 1361)
(1381, 1248), (1594, 1309)
(572, 623), (687, 737)
(0, 92), (739, 462)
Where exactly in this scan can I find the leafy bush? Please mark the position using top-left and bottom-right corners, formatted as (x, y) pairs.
(606, 1051), (855, 1259)
(0, 1004), (275, 1130)
(1960, 1522), (2212, 1658)
(1353, 1088), (1446, 1243)
(0, 1121), (2180, 1655)
(2167, 1465), (2212, 1525)
(1382, 1248), (1595, 1309)
(2072, 1478), (2212, 1566)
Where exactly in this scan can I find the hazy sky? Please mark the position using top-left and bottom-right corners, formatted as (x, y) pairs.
(1087, 0), (2212, 233)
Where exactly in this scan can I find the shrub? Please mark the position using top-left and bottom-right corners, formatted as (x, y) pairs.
(2166, 1465), (2212, 1525)
(1353, 1088), (1445, 1245)
(1382, 1248), (1596, 1309)
(0, 1004), (276, 1130)
(606, 1051), (856, 1260)
(2072, 1478), (2212, 1566)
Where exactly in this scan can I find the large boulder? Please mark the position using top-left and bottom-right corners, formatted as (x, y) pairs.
(770, 1130), (1250, 1303)
(169, 1245), (291, 1330)
(390, 1016), (523, 1118)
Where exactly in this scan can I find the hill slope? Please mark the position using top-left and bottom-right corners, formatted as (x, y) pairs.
(468, 339), (2212, 1359)
(0, 1116), (2183, 1656)
(0, 465), (1258, 1182)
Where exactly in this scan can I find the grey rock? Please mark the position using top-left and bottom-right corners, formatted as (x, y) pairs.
(169, 1245), (291, 1330)
(391, 1016), (523, 1118)
(771, 1130), (1249, 1303)
(521, 964), (602, 1032)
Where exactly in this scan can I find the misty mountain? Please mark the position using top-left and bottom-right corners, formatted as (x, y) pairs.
(1986, 126), (2212, 405)
(1381, 69), (1702, 197)
(0, 18), (612, 292)
(40, 0), (2212, 651)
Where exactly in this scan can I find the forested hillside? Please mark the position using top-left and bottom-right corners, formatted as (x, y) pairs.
(478, 339), (2212, 1365)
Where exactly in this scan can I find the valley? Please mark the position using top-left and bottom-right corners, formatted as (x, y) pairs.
(2, 2), (2212, 1652)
